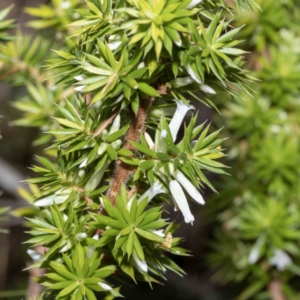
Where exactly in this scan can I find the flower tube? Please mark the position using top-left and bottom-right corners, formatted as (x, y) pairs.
(186, 0), (203, 9)
(169, 100), (194, 141)
(169, 180), (195, 224)
(138, 181), (165, 204)
(170, 164), (205, 205)
(132, 254), (148, 273)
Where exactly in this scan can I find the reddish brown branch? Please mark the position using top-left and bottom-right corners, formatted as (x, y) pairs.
(26, 246), (45, 300)
(93, 108), (120, 138)
(127, 187), (138, 199)
(106, 98), (151, 205)
(268, 280), (287, 300)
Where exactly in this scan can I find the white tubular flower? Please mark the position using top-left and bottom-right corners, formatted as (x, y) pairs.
(79, 158), (88, 168)
(169, 164), (205, 205)
(34, 195), (55, 207)
(92, 234), (99, 240)
(174, 38), (182, 48)
(74, 76), (86, 92)
(74, 86), (85, 92)
(138, 181), (165, 204)
(151, 230), (165, 237)
(61, 1), (71, 9)
(74, 75), (85, 81)
(186, 0), (203, 9)
(161, 129), (167, 138)
(144, 132), (155, 149)
(187, 64), (202, 84)
(109, 114), (121, 134)
(137, 62), (145, 69)
(132, 255), (148, 273)
(169, 100), (195, 141)
(248, 247), (260, 265)
(269, 249), (292, 271)
(172, 76), (194, 88)
(169, 180), (195, 224)
(108, 34), (122, 51)
(108, 40), (122, 50)
(76, 232), (87, 242)
(248, 236), (265, 264)
(27, 249), (42, 262)
(98, 282), (112, 291)
(200, 84), (216, 94)
(34, 193), (69, 207)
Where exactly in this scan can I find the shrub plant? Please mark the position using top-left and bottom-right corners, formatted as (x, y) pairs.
(0, 1), (256, 299)
(209, 1), (300, 299)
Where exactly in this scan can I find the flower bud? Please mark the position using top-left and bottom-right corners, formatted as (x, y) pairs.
(169, 180), (195, 224)
(169, 100), (194, 141)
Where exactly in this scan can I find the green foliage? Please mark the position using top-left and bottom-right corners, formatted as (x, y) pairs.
(209, 196), (300, 299)
(48, 0), (253, 107)
(257, 45), (300, 107)
(89, 190), (187, 281)
(25, 0), (85, 33)
(223, 93), (285, 142)
(209, 1), (300, 298)
(0, 206), (9, 234)
(0, 206), (9, 220)
(26, 203), (89, 260)
(233, 0), (261, 11)
(250, 134), (299, 196)
(92, 193), (167, 256)
(0, 5), (14, 234)
(0, 1), (254, 299)
(0, 33), (52, 85)
(118, 0), (198, 58)
(0, 5), (14, 42)
(233, 0), (288, 50)
(41, 244), (120, 299)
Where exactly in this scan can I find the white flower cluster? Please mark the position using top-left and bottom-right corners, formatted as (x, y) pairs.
(144, 100), (205, 224)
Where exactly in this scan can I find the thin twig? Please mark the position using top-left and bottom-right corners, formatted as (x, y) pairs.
(93, 109), (120, 138)
(269, 280), (287, 300)
(85, 93), (92, 105)
(127, 187), (138, 199)
(26, 246), (45, 300)
(106, 98), (152, 205)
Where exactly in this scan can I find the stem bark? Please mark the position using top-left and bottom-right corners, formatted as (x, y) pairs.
(269, 280), (287, 300)
(106, 98), (151, 205)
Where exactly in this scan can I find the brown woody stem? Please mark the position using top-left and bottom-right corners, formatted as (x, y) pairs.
(268, 280), (287, 300)
(106, 98), (151, 205)
(93, 108), (119, 138)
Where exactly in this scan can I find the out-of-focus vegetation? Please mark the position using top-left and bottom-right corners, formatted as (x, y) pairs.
(1, 0), (300, 300)
(209, 0), (300, 299)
